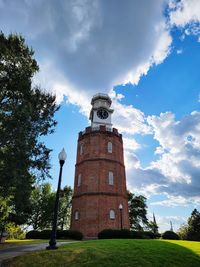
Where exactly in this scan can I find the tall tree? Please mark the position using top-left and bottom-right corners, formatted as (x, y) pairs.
(28, 184), (73, 230)
(127, 191), (148, 231)
(0, 32), (59, 224)
(28, 183), (55, 230)
(57, 186), (73, 230)
(0, 196), (12, 240)
(148, 213), (159, 234)
(187, 208), (200, 241)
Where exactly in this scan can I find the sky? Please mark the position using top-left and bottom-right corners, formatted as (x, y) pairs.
(1, 0), (200, 232)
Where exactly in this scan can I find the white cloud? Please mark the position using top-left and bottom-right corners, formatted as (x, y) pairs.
(149, 213), (187, 232)
(176, 48), (183, 54)
(150, 195), (190, 207)
(126, 111), (200, 206)
(170, 0), (200, 27)
(0, 0), (172, 101)
(169, 0), (200, 38)
(123, 137), (141, 152)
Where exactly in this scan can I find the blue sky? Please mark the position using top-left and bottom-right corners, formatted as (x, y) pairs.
(1, 0), (200, 231)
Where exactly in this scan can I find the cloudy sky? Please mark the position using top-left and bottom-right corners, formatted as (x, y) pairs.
(1, 0), (200, 231)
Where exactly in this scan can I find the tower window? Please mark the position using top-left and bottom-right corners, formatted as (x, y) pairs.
(75, 210), (79, 220)
(80, 144), (83, 155)
(108, 171), (114, 185)
(78, 174), (81, 187)
(108, 142), (112, 153)
(109, 209), (115, 219)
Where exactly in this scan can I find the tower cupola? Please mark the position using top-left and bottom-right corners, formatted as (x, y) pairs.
(89, 93), (114, 128)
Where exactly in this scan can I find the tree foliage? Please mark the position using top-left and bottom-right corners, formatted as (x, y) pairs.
(187, 208), (200, 241)
(148, 213), (159, 234)
(57, 186), (73, 230)
(0, 32), (59, 224)
(28, 183), (55, 230)
(127, 191), (148, 230)
(177, 224), (188, 240)
(0, 196), (12, 239)
(28, 183), (73, 230)
(177, 209), (200, 241)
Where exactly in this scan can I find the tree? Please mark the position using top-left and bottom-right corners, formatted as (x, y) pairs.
(148, 213), (159, 234)
(57, 186), (73, 230)
(177, 224), (188, 240)
(0, 32), (59, 224)
(127, 191), (148, 230)
(0, 196), (12, 240)
(28, 184), (73, 230)
(187, 208), (200, 241)
(28, 183), (55, 230)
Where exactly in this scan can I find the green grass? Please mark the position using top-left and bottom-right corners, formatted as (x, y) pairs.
(5, 239), (200, 267)
(0, 239), (68, 249)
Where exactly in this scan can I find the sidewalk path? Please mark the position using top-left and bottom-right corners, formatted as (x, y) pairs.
(0, 241), (75, 266)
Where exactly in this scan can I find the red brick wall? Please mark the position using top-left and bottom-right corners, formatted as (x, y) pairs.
(71, 126), (130, 238)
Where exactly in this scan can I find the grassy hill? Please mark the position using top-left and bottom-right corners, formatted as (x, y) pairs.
(5, 239), (200, 267)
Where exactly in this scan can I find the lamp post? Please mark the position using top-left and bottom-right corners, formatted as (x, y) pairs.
(47, 148), (67, 250)
(119, 204), (123, 230)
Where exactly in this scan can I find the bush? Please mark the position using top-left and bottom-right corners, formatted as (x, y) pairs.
(162, 231), (180, 240)
(131, 231), (145, 239)
(57, 230), (83, 240)
(26, 229), (83, 240)
(39, 230), (52, 239)
(98, 229), (132, 239)
(5, 223), (25, 240)
(98, 229), (160, 239)
(26, 230), (41, 239)
(143, 231), (161, 239)
(68, 230), (83, 240)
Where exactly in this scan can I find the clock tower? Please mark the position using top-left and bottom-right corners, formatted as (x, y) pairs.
(70, 93), (130, 239)
(89, 93), (113, 128)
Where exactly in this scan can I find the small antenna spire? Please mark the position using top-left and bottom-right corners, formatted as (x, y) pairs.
(170, 221), (173, 232)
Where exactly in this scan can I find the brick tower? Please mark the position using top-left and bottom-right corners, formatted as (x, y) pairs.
(70, 93), (129, 239)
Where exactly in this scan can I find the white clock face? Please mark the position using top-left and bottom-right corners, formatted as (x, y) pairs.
(97, 108), (109, 119)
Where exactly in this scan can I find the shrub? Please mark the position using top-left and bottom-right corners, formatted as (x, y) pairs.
(98, 229), (161, 239)
(26, 230), (41, 239)
(130, 231), (145, 239)
(39, 230), (52, 239)
(143, 231), (161, 239)
(5, 223), (25, 240)
(67, 230), (83, 240)
(98, 229), (131, 239)
(162, 231), (180, 240)
(26, 229), (83, 240)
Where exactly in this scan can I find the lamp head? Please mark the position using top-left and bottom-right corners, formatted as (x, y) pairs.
(58, 148), (67, 162)
(119, 204), (123, 210)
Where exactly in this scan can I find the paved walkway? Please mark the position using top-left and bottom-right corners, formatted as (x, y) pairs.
(0, 241), (74, 266)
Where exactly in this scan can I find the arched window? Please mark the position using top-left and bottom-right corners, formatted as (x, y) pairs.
(75, 210), (79, 220)
(108, 142), (112, 153)
(80, 144), (83, 155)
(109, 209), (115, 219)
(78, 174), (81, 187)
(108, 171), (114, 185)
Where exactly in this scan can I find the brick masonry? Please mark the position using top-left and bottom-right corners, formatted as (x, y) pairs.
(70, 125), (130, 238)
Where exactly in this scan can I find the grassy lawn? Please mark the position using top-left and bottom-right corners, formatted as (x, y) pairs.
(5, 239), (200, 267)
(0, 239), (68, 249)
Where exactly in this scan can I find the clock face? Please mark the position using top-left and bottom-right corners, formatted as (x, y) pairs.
(97, 108), (109, 119)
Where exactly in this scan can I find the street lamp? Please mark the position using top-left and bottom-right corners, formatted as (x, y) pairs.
(119, 204), (123, 230)
(47, 148), (67, 250)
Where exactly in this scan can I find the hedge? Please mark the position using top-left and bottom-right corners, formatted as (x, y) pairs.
(98, 229), (159, 239)
(26, 230), (83, 240)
